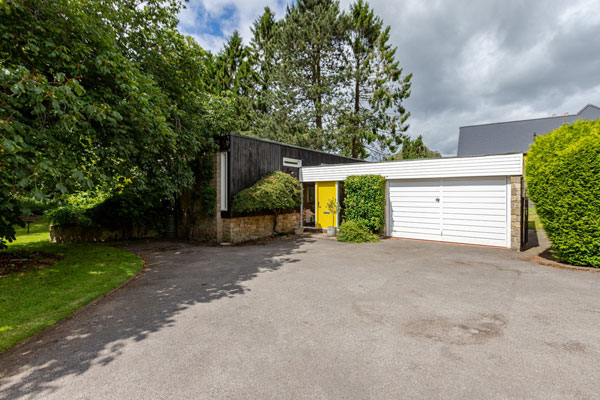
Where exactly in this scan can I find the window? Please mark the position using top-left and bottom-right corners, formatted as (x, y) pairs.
(283, 157), (302, 168)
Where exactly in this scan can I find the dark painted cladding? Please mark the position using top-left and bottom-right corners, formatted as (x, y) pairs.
(457, 104), (600, 156)
(225, 134), (361, 213)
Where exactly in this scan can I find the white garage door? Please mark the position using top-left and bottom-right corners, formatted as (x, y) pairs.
(389, 177), (510, 248)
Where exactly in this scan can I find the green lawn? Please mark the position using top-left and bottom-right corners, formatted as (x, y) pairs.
(0, 219), (143, 352)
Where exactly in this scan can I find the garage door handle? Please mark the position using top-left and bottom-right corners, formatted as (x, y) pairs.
(436, 197), (440, 202)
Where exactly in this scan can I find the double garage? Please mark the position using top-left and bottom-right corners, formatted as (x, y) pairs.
(300, 153), (525, 250)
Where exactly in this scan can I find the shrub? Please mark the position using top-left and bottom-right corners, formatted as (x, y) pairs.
(344, 175), (386, 233)
(88, 192), (167, 230)
(46, 192), (106, 227)
(337, 220), (379, 243)
(47, 191), (166, 231)
(47, 205), (94, 228)
(525, 120), (600, 267)
(232, 171), (301, 231)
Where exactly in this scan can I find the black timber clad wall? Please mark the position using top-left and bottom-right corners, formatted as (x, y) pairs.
(226, 134), (361, 213)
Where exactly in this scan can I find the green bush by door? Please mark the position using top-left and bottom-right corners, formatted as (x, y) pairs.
(338, 174), (385, 243)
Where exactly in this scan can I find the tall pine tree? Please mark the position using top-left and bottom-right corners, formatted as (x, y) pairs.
(212, 30), (254, 131)
(250, 7), (277, 118)
(336, 0), (412, 158)
(258, 0), (348, 149)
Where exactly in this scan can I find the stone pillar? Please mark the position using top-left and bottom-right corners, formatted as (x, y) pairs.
(510, 176), (523, 251)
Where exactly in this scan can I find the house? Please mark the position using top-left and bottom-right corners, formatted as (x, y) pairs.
(457, 104), (600, 156)
(178, 133), (362, 243)
(300, 153), (527, 250)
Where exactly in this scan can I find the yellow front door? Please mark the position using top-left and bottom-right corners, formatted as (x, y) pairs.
(316, 181), (337, 229)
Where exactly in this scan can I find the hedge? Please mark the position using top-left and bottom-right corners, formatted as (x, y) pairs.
(232, 171), (301, 233)
(337, 220), (379, 243)
(525, 120), (600, 267)
(343, 175), (386, 233)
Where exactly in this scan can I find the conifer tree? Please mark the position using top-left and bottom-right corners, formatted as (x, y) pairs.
(337, 0), (413, 158)
(250, 7), (277, 118)
(259, 0), (349, 149)
(213, 30), (254, 131)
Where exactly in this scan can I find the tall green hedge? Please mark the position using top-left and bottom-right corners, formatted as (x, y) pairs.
(525, 120), (600, 267)
(232, 171), (301, 216)
(343, 175), (386, 233)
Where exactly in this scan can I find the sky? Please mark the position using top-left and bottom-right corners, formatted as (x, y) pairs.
(178, 0), (600, 156)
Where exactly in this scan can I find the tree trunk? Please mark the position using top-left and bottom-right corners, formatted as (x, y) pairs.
(315, 53), (322, 130)
(351, 56), (361, 158)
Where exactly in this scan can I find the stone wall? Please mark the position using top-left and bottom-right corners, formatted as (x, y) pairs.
(50, 225), (157, 243)
(510, 175), (524, 251)
(222, 212), (300, 243)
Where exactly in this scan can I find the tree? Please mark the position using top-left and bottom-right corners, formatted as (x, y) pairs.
(258, 0), (349, 149)
(211, 31), (254, 132)
(0, 0), (234, 248)
(249, 7), (278, 120)
(389, 135), (441, 160)
(335, 0), (412, 159)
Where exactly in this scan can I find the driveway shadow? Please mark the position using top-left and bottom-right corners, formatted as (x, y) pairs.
(0, 237), (312, 399)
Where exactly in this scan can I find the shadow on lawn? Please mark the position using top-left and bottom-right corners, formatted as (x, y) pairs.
(0, 236), (313, 399)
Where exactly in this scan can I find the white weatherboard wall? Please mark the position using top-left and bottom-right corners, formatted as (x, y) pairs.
(300, 153), (523, 182)
(300, 154), (523, 249)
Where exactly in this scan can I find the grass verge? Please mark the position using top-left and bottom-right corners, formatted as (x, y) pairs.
(0, 219), (143, 352)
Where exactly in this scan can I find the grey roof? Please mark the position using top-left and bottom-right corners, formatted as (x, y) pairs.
(457, 104), (600, 156)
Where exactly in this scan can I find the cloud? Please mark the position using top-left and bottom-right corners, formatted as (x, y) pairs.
(178, 0), (287, 49)
(178, 0), (600, 155)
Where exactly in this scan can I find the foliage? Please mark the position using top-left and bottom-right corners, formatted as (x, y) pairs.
(88, 192), (168, 231)
(337, 220), (379, 243)
(0, 0), (235, 248)
(47, 190), (166, 231)
(17, 196), (60, 216)
(210, 31), (254, 132)
(525, 120), (600, 267)
(250, 7), (278, 123)
(389, 135), (442, 160)
(254, 0), (349, 149)
(0, 196), (23, 248)
(236, 0), (412, 159)
(336, 0), (412, 159)
(344, 175), (386, 233)
(47, 205), (94, 228)
(0, 224), (142, 352)
(232, 171), (301, 216)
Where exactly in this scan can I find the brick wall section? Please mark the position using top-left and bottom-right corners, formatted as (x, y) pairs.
(510, 175), (523, 251)
(222, 212), (300, 243)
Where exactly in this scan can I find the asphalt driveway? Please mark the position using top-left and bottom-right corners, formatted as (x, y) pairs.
(1, 237), (599, 399)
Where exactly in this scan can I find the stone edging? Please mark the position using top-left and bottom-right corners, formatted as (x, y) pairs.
(522, 254), (600, 272)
